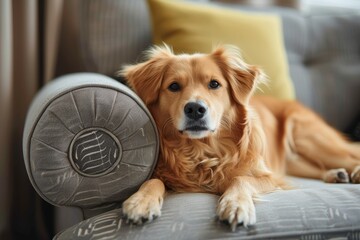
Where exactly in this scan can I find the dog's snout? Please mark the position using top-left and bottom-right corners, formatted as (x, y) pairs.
(184, 102), (207, 120)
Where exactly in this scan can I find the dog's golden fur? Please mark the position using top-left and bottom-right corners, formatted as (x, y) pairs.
(121, 45), (360, 230)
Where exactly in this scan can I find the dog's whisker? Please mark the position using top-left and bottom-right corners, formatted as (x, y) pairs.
(161, 117), (175, 131)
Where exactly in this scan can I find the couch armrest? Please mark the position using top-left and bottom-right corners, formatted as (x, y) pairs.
(23, 73), (159, 218)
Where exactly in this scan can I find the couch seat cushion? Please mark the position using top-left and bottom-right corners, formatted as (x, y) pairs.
(55, 178), (360, 239)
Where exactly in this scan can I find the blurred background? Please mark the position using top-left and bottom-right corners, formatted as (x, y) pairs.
(1, 0), (359, 239)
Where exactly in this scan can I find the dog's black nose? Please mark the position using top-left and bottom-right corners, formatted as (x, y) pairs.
(184, 102), (207, 120)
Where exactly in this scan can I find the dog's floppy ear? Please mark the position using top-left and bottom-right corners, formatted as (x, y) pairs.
(211, 45), (266, 105)
(120, 44), (173, 105)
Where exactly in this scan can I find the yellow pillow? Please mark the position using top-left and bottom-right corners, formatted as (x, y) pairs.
(147, 0), (295, 99)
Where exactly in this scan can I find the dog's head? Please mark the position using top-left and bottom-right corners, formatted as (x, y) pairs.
(122, 45), (265, 139)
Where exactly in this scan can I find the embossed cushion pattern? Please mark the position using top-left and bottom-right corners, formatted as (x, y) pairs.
(23, 73), (159, 209)
(54, 178), (360, 240)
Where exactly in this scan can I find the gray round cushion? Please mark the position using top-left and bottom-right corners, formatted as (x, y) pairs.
(23, 73), (159, 208)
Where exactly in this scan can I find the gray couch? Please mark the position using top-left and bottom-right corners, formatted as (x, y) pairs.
(23, 0), (360, 239)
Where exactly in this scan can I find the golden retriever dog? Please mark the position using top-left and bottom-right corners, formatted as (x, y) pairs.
(120, 45), (360, 231)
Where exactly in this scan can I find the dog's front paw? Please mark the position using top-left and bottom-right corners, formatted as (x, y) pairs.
(122, 192), (163, 225)
(216, 194), (256, 231)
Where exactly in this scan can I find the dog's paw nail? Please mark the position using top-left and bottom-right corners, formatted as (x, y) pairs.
(231, 222), (238, 232)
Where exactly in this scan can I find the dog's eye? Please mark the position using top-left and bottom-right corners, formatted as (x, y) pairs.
(168, 82), (181, 92)
(208, 80), (221, 89)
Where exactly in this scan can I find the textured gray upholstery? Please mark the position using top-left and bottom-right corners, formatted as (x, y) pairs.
(79, 0), (152, 74)
(279, 12), (360, 131)
(54, 178), (360, 240)
(23, 73), (159, 215)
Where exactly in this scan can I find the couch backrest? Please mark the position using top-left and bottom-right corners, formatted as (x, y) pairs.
(57, 0), (360, 132)
(280, 10), (360, 131)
